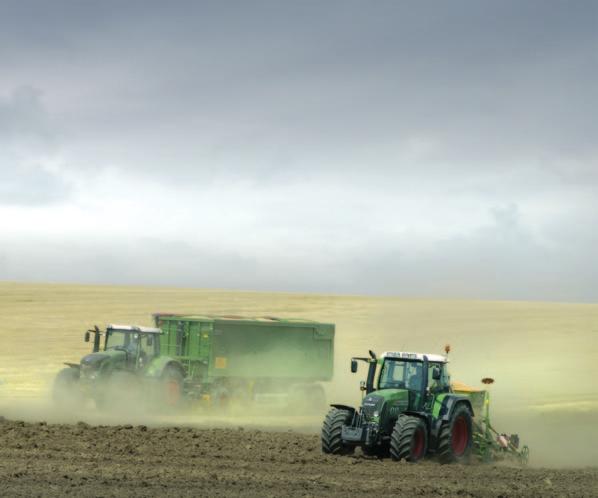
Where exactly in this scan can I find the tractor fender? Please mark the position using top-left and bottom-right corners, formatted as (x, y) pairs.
(145, 356), (186, 380)
(430, 395), (473, 448)
(401, 411), (432, 432)
(329, 404), (356, 416)
(441, 395), (474, 421)
(433, 394), (474, 422)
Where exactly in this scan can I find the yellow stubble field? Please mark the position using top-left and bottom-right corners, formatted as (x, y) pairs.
(0, 281), (596, 466)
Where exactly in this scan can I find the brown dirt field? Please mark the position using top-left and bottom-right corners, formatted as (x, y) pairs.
(0, 417), (596, 498)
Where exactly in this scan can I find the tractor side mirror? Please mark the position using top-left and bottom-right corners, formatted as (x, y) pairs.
(350, 359), (358, 373)
(432, 367), (441, 380)
(147, 336), (153, 347)
(84, 331), (90, 342)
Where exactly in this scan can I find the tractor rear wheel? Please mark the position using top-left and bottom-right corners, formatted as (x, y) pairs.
(390, 414), (428, 462)
(437, 404), (473, 464)
(321, 408), (354, 455)
(162, 367), (184, 408)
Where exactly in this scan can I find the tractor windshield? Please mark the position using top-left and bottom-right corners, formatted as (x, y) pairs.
(378, 359), (424, 391)
(105, 330), (139, 354)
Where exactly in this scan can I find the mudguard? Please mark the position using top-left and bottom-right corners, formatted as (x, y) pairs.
(329, 404), (356, 416)
(402, 410), (432, 431)
(429, 394), (473, 450)
(433, 394), (474, 421)
(145, 356), (186, 379)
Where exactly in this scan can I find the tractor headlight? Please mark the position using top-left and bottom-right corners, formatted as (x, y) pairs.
(373, 410), (379, 418)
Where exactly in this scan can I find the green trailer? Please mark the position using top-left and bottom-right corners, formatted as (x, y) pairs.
(52, 315), (334, 413)
(153, 313), (335, 408)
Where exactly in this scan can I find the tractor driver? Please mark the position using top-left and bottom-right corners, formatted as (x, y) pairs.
(125, 333), (140, 355)
(406, 363), (423, 390)
(124, 333), (147, 368)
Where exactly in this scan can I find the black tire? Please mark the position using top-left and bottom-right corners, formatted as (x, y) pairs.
(390, 414), (428, 462)
(52, 368), (81, 406)
(437, 404), (473, 464)
(321, 408), (354, 455)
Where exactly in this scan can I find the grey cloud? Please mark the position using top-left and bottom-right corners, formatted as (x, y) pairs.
(1, 1), (596, 184)
(0, 1), (596, 300)
(1, 204), (596, 302)
(0, 87), (52, 144)
(0, 166), (70, 205)
(0, 87), (70, 205)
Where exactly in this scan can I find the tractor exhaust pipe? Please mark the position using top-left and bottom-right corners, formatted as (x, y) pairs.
(366, 350), (377, 394)
(350, 350), (378, 394)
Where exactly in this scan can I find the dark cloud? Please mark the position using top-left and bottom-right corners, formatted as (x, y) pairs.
(1, 1), (596, 181)
(0, 1), (596, 300)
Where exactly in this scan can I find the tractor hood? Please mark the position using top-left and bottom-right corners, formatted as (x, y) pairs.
(360, 389), (410, 421)
(80, 349), (125, 368)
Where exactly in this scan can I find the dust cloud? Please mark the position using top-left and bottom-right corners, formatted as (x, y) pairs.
(0, 282), (597, 468)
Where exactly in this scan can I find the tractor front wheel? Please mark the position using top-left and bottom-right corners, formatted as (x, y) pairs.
(437, 404), (473, 464)
(321, 408), (354, 455)
(390, 414), (428, 462)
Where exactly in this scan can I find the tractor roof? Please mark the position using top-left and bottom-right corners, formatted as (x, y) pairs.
(152, 312), (327, 325)
(381, 351), (448, 363)
(107, 325), (162, 334)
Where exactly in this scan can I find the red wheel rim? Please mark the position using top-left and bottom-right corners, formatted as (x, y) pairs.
(412, 427), (425, 459)
(166, 380), (181, 405)
(451, 416), (469, 456)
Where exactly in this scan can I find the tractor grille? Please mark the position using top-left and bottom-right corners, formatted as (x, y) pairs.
(360, 394), (384, 421)
(350, 410), (366, 428)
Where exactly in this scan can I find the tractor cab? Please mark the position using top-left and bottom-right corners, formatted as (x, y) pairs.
(103, 325), (160, 367)
(377, 352), (450, 394)
(82, 325), (161, 373)
(351, 351), (450, 414)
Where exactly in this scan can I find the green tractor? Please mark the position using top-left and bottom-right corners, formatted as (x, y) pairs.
(322, 349), (529, 464)
(53, 324), (186, 410)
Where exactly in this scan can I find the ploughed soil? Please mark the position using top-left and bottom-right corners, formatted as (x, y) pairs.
(0, 417), (596, 498)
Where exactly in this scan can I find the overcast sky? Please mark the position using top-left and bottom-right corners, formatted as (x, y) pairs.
(0, 1), (597, 301)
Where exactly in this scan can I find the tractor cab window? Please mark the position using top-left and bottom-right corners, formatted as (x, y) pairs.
(105, 330), (139, 354)
(105, 330), (125, 349)
(139, 334), (158, 358)
(378, 359), (424, 391)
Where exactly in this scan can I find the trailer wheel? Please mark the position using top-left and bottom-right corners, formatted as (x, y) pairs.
(321, 408), (354, 455)
(390, 415), (428, 462)
(437, 404), (473, 464)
